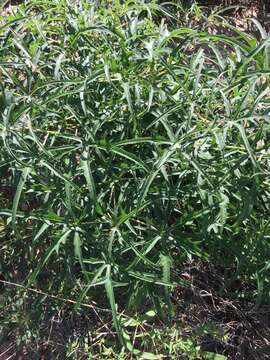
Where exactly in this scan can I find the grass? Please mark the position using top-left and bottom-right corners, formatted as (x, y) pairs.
(0, 0), (270, 358)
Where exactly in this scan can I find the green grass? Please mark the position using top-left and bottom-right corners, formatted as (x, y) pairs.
(0, 0), (270, 357)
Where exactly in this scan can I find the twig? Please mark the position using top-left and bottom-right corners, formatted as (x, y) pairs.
(0, 279), (111, 313)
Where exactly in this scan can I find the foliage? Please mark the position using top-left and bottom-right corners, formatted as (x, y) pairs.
(0, 0), (270, 357)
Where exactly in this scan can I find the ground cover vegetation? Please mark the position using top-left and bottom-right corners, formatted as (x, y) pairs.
(0, 0), (270, 358)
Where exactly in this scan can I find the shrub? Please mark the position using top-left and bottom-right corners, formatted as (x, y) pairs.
(0, 0), (270, 355)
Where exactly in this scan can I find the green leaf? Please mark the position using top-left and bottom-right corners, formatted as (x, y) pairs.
(160, 254), (173, 320)
(111, 146), (149, 172)
(28, 229), (72, 284)
(81, 150), (97, 204)
(74, 230), (86, 275)
(202, 352), (227, 360)
(105, 265), (123, 345)
(12, 167), (31, 235)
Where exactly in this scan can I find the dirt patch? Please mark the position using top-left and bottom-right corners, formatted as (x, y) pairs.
(2, 261), (269, 359)
(175, 261), (270, 359)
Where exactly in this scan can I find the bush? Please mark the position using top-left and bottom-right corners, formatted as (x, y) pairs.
(0, 0), (270, 356)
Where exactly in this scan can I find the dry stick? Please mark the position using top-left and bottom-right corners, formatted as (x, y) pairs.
(5, 354), (15, 360)
(0, 279), (111, 313)
(1, 279), (125, 339)
(44, 340), (89, 357)
(0, 344), (16, 358)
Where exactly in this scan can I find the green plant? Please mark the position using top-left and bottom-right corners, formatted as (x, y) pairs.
(0, 0), (270, 357)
